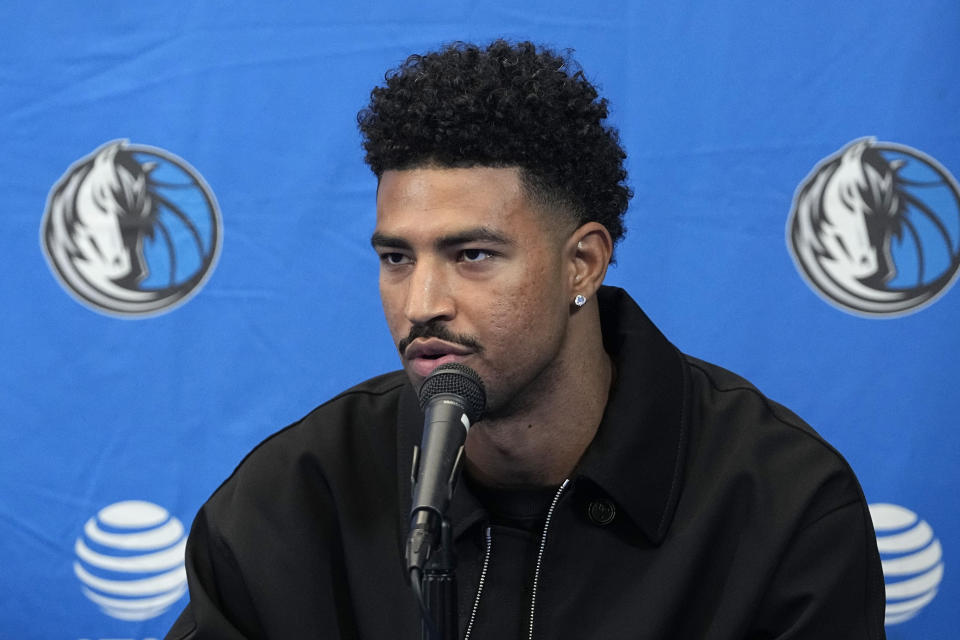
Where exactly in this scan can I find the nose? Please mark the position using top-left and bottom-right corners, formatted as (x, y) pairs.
(404, 259), (455, 326)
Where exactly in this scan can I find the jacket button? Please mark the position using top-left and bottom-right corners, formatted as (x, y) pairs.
(587, 499), (616, 525)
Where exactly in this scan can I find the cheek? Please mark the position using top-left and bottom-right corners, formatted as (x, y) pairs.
(378, 280), (407, 340)
(481, 265), (566, 352)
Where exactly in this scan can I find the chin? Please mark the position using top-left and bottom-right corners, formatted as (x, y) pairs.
(402, 366), (425, 388)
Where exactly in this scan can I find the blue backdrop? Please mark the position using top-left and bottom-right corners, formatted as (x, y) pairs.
(1, 2), (957, 638)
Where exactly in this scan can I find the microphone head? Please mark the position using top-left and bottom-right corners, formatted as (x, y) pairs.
(417, 363), (486, 423)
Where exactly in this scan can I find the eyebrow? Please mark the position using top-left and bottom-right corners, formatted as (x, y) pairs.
(370, 227), (513, 251)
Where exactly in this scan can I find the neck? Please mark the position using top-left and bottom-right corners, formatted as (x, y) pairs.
(464, 307), (612, 488)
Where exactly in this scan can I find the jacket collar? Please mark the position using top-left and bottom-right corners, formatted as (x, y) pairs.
(574, 286), (689, 544)
(396, 286), (690, 545)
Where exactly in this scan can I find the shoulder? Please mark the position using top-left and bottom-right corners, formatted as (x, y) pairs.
(684, 355), (820, 440)
(205, 371), (412, 514)
(243, 370), (408, 464)
(681, 355), (865, 528)
(684, 354), (831, 447)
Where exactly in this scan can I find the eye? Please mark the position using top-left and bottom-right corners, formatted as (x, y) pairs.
(460, 248), (494, 263)
(379, 252), (411, 266)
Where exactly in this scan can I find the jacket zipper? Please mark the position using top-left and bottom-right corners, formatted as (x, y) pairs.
(463, 478), (570, 640)
(528, 478), (570, 640)
(463, 526), (492, 640)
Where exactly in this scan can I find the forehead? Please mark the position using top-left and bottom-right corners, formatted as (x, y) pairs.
(375, 167), (548, 236)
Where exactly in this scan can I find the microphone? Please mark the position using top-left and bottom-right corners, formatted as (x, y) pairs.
(405, 363), (486, 574)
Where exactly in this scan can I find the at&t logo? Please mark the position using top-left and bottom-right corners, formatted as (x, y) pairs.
(870, 503), (944, 625)
(74, 500), (188, 621)
(787, 138), (960, 317)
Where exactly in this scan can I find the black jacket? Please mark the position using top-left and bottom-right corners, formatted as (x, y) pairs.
(167, 287), (886, 639)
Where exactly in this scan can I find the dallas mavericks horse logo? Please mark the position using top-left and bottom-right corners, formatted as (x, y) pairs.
(788, 138), (960, 317)
(41, 140), (221, 317)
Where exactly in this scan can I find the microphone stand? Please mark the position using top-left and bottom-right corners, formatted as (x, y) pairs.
(419, 518), (457, 640)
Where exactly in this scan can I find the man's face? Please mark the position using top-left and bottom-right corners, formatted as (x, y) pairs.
(372, 166), (576, 417)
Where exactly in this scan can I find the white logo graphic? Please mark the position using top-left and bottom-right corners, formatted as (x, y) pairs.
(41, 139), (222, 317)
(787, 138), (960, 317)
(870, 503), (944, 625)
(74, 501), (188, 621)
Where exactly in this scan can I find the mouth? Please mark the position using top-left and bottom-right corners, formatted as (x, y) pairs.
(404, 338), (473, 377)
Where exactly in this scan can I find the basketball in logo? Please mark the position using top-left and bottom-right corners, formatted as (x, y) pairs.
(41, 140), (222, 317)
(787, 138), (960, 317)
(74, 500), (187, 621)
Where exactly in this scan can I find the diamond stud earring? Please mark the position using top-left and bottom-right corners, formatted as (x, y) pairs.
(574, 294), (587, 307)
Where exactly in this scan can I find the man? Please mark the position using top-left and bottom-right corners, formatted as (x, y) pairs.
(167, 40), (886, 639)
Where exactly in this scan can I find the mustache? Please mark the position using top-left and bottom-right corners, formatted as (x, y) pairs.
(397, 322), (484, 357)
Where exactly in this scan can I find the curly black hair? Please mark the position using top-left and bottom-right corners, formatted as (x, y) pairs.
(357, 40), (632, 247)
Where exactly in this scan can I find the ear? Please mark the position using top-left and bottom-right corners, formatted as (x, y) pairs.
(564, 222), (613, 304)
